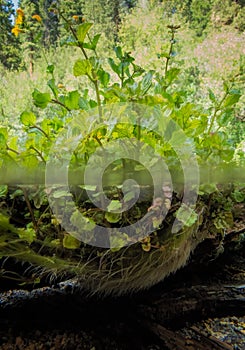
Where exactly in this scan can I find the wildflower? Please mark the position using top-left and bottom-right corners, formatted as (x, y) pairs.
(32, 14), (42, 22)
(15, 8), (24, 25)
(96, 131), (103, 139)
(16, 8), (24, 16)
(11, 26), (23, 37)
(16, 14), (23, 25)
(72, 15), (79, 21)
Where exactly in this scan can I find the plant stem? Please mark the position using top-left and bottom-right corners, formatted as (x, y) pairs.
(164, 25), (180, 77)
(6, 146), (19, 155)
(51, 98), (71, 111)
(30, 146), (46, 163)
(29, 125), (50, 139)
(22, 187), (38, 231)
(93, 134), (105, 149)
(60, 13), (102, 121)
(93, 79), (103, 120)
(136, 118), (141, 141)
(207, 91), (229, 134)
(87, 32), (99, 58)
(165, 28), (175, 77)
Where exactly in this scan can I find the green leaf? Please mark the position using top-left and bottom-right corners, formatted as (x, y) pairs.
(114, 46), (123, 59)
(105, 212), (122, 223)
(78, 97), (90, 110)
(20, 111), (36, 126)
(10, 189), (23, 199)
(158, 52), (170, 59)
(70, 210), (95, 231)
(169, 130), (187, 146)
(217, 109), (233, 126)
(18, 227), (36, 244)
(0, 128), (8, 140)
(132, 63), (145, 77)
(64, 90), (80, 110)
(46, 64), (55, 74)
(97, 69), (110, 87)
(208, 88), (216, 102)
(198, 183), (218, 195)
(175, 204), (198, 227)
(73, 59), (92, 76)
(47, 79), (58, 98)
(77, 23), (93, 44)
(0, 133), (6, 148)
(165, 68), (180, 84)
(140, 94), (166, 105)
(110, 232), (128, 252)
(83, 34), (101, 50)
(141, 70), (154, 95)
(32, 89), (51, 109)
(232, 190), (245, 203)
(152, 216), (163, 229)
(0, 185), (8, 198)
(63, 234), (80, 249)
(223, 81), (229, 93)
(79, 185), (97, 191)
(108, 58), (120, 75)
(223, 93), (241, 108)
(60, 35), (77, 47)
(52, 190), (72, 199)
(123, 191), (135, 202)
(107, 200), (122, 212)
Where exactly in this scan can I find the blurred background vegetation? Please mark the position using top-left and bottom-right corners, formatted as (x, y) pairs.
(0, 0), (244, 138)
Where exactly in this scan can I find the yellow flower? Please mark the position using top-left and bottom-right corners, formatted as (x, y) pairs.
(72, 15), (79, 21)
(96, 131), (103, 139)
(11, 26), (23, 37)
(15, 8), (24, 25)
(32, 14), (42, 22)
(16, 8), (24, 16)
(16, 14), (23, 25)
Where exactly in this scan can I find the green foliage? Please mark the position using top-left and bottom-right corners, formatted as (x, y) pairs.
(211, 0), (245, 32)
(1, 16), (243, 183)
(175, 204), (198, 227)
(0, 9), (244, 294)
(189, 0), (213, 36)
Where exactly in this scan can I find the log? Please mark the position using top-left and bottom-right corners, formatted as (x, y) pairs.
(0, 242), (244, 329)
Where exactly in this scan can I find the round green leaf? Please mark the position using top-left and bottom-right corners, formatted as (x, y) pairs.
(20, 111), (36, 126)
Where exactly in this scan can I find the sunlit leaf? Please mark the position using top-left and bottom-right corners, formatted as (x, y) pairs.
(175, 204), (198, 227)
(32, 89), (51, 109)
(77, 23), (93, 44)
(107, 200), (122, 212)
(223, 93), (241, 108)
(20, 111), (36, 126)
(73, 59), (92, 76)
(63, 234), (80, 249)
(105, 212), (122, 223)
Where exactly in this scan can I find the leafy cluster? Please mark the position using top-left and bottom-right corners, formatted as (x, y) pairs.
(0, 5), (244, 293)
(1, 16), (244, 238)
